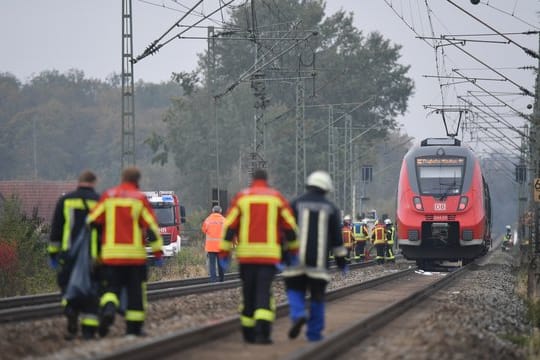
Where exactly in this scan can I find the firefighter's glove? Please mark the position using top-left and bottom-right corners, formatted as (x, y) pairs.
(48, 255), (59, 270)
(219, 257), (231, 273)
(153, 251), (164, 267)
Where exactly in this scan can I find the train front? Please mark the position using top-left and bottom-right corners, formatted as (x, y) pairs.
(396, 138), (489, 265)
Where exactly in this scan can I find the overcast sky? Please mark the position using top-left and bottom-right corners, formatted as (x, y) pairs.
(1, 0), (538, 148)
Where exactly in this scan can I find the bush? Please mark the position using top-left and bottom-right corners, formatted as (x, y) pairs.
(0, 196), (56, 297)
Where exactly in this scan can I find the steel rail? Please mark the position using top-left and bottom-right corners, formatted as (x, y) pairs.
(95, 266), (416, 360)
(0, 259), (384, 323)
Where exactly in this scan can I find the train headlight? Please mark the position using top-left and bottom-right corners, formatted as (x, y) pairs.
(457, 196), (468, 211)
(408, 230), (419, 241)
(462, 230), (473, 241)
(413, 196), (424, 211)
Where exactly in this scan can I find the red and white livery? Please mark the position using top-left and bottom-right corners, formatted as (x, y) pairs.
(396, 138), (491, 267)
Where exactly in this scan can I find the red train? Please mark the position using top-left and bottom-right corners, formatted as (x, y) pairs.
(396, 138), (492, 267)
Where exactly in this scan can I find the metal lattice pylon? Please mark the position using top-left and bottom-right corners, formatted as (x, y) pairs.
(121, 0), (135, 168)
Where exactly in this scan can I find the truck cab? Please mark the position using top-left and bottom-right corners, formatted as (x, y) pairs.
(143, 191), (186, 258)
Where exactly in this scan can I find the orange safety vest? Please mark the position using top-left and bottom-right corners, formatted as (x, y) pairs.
(371, 224), (387, 245)
(219, 179), (298, 265)
(87, 182), (163, 265)
(202, 212), (225, 253)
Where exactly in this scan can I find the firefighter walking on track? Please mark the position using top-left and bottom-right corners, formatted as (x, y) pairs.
(218, 168), (298, 344)
(48, 170), (100, 340)
(87, 167), (163, 337)
(283, 170), (348, 342)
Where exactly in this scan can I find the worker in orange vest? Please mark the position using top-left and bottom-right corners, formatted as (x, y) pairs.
(202, 205), (226, 282)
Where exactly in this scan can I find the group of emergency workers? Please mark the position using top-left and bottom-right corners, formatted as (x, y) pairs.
(48, 166), (394, 345)
(340, 215), (396, 265)
(48, 168), (164, 340)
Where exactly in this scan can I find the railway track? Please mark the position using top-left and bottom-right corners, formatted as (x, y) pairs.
(92, 261), (467, 360)
(0, 259), (382, 323)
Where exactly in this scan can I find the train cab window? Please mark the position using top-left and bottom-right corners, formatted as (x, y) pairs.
(415, 157), (465, 197)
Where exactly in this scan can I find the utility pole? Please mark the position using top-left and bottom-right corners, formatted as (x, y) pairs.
(328, 105), (338, 203)
(528, 33), (540, 299)
(249, 0), (267, 175)
(295, 77), (305, 195)
(121, 0), (135, 169)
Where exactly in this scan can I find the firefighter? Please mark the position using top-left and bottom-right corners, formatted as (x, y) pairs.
(218, 169), (297, 344)
(502, 225), (512, 250)
(352, 217), (369, 262)
(284, 170), (348, 342)
(87, 167), (163, 337)
(202, 205), (225, 282)
(48, 170), (100, 340)
(371, 219), (387, 264)
(384, 218), (396, 263)
(342, 215), (354, 261)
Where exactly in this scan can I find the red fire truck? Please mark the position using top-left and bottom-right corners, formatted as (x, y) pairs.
(143, 191), (186, 258)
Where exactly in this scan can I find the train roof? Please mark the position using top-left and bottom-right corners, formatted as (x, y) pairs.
(405, 138), (476, 160)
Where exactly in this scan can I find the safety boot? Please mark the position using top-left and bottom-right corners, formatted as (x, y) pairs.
(98, 302), (116, 338)
(242, 326), (256, 343)
(288, 317), (306, 339)
(254, 320), (273, 344)
(64, 305), (78, 340)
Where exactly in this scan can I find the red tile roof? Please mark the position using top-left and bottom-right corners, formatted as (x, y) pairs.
(0, 181), (77, 223)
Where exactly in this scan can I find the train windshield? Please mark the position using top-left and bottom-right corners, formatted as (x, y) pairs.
(152, 204), (176, 226)
(415, 157), (465, 197)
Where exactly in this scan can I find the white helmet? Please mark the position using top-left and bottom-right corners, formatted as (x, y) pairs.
(343, 215), (352, 222)
(505, 225), (511, 229)
(384, 218), (392, 225)
(212, 205), (222, 213)
(306, 170), (334, 192)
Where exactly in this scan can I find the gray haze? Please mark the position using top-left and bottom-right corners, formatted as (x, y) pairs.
(1, 0), (537, 145)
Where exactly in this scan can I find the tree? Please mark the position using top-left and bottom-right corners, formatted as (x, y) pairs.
(159, 0), (414, 204)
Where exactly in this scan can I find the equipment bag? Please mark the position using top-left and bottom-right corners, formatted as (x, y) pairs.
(64, 227), (98, 302)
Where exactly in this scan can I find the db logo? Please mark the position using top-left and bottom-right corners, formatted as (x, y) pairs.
(434, 203), (446, 211)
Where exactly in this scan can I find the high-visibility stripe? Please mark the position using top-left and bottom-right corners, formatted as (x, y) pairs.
(81, 314), (99, 327)
(241, 315), (256, 327)
(100, 292), (119, 307)
(126, 310), (145, 322)
(254, 308), (275, 322)
(61, 198), (97, 251)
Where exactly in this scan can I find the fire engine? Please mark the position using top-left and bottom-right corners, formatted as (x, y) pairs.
(143, 191), (186, 258)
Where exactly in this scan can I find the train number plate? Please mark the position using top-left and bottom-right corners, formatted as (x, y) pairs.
(434, 203), (446, 211)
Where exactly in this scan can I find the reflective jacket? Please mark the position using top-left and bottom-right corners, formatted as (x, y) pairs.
(48, 186), (100, 259)
(283, 188), (347, 281)
(352, 222), (369, 242)
(371, 224), (387, 245)
(342, 224), (354, 248)
(219, 179), (298, 265)
(87, 182), (163, 265)
(202, 212), (225, 253)
(386, 225), (396, 245)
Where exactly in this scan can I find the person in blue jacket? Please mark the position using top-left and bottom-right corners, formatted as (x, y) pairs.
(283, 170), (348, 342)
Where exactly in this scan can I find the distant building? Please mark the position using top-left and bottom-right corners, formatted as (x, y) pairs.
(0, 180), (76, 223)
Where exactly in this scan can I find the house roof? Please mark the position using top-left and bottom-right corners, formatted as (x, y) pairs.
(0, 180), (77, 223)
